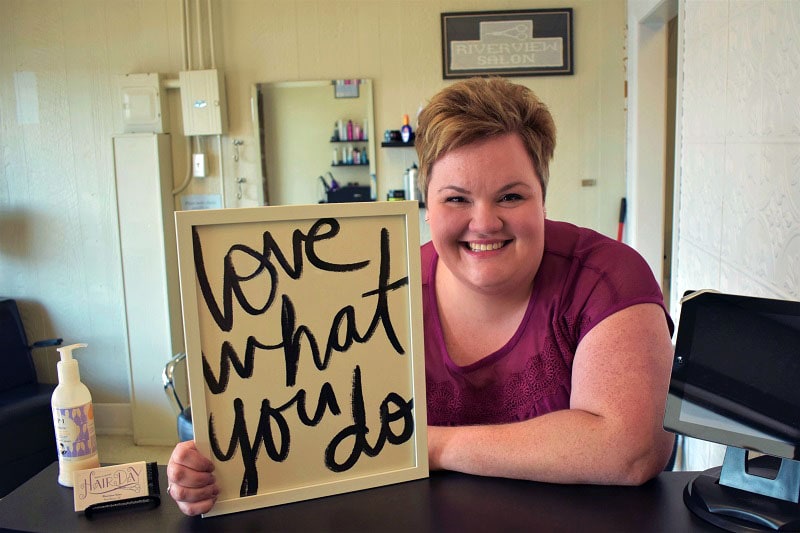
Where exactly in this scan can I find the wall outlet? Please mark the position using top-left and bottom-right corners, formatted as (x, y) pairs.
(192, 153), (206, 178)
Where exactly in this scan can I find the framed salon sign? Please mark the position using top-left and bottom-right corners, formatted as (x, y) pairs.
(441, 8), (574, 79)
(175, 201), (428, 517)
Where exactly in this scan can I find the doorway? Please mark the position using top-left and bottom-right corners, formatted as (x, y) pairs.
(626, 0), (681, 313)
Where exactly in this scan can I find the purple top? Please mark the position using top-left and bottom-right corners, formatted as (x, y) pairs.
(423, 219), (673, 426)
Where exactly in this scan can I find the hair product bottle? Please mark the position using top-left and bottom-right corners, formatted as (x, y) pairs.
(51, 343), (100, 487)
(400, 114), (413, 143)
(406, 162), (419, 201)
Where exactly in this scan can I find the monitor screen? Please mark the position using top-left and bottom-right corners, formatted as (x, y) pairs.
(663, 290), (800, 460)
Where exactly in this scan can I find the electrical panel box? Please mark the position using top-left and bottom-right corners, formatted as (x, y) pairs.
(115, 73), (170, 134)
(179, 69), (228, 136)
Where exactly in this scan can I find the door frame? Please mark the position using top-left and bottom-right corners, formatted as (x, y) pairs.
(626, 0), (683, 313)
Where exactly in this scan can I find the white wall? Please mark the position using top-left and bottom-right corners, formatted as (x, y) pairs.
(674, 0), (800, 470)
(0, 0), (628, 440)
(0, 1), (183, 412)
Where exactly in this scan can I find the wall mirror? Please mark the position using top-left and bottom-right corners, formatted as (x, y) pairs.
(253, 79), (376, 206)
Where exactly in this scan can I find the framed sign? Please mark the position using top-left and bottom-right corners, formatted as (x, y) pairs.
(441, 9), (573, 79)
(175, 201), (428, 517)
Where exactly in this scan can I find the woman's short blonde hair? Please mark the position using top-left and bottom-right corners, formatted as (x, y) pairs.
(415, 77), (556, 200)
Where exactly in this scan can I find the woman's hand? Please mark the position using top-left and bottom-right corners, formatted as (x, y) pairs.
(166, 440), (219, 516)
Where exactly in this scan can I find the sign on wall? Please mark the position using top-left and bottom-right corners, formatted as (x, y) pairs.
(175, 201), (428, 517)
(441, 9), (574, 79)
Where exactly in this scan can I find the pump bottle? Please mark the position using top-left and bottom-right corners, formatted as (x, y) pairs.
(51, 343), (100, 487)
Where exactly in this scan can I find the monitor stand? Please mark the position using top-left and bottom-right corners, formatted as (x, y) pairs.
(684, 447), (800, 531)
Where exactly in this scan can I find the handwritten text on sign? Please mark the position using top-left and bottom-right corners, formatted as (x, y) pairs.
(177, 203), (427, 514)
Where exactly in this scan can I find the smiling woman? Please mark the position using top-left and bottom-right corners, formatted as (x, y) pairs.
(415, 77), (676, 486)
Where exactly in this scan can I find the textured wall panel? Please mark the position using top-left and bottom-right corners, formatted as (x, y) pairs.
(677, 0), (800, 305)
(676, 0), (800, 470)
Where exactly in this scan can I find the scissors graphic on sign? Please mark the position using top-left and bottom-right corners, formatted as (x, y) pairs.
(485, 24), (530, 40)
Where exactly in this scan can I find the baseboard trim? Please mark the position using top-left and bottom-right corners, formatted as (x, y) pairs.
(94, 403), (132, 436)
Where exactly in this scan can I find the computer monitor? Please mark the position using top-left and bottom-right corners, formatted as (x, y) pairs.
(664, 290), (800, 531)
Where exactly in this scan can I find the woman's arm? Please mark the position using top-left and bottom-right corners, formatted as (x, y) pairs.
(427, 302), (675, 485)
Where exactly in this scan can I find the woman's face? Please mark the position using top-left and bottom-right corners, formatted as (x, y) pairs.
(426, 133), (546, 296)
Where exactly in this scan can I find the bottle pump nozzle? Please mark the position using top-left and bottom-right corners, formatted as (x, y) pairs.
(56, 343), (87, 383)
(57, 343), (87, 362)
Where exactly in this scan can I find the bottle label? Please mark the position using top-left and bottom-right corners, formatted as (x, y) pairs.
(53, 402), (97, 460)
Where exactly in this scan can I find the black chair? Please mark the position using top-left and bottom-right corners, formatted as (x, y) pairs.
(162, 352), (193, 442)
(0, 298), (62, 497)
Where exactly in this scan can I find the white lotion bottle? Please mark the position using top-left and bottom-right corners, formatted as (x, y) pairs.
(51, 343), (100, 486)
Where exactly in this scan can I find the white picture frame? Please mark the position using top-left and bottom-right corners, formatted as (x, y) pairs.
(175, 201), (428, 517)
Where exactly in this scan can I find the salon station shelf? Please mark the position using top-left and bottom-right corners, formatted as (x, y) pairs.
(381, 141), (415, 148)
(331, 138), (368, 168)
